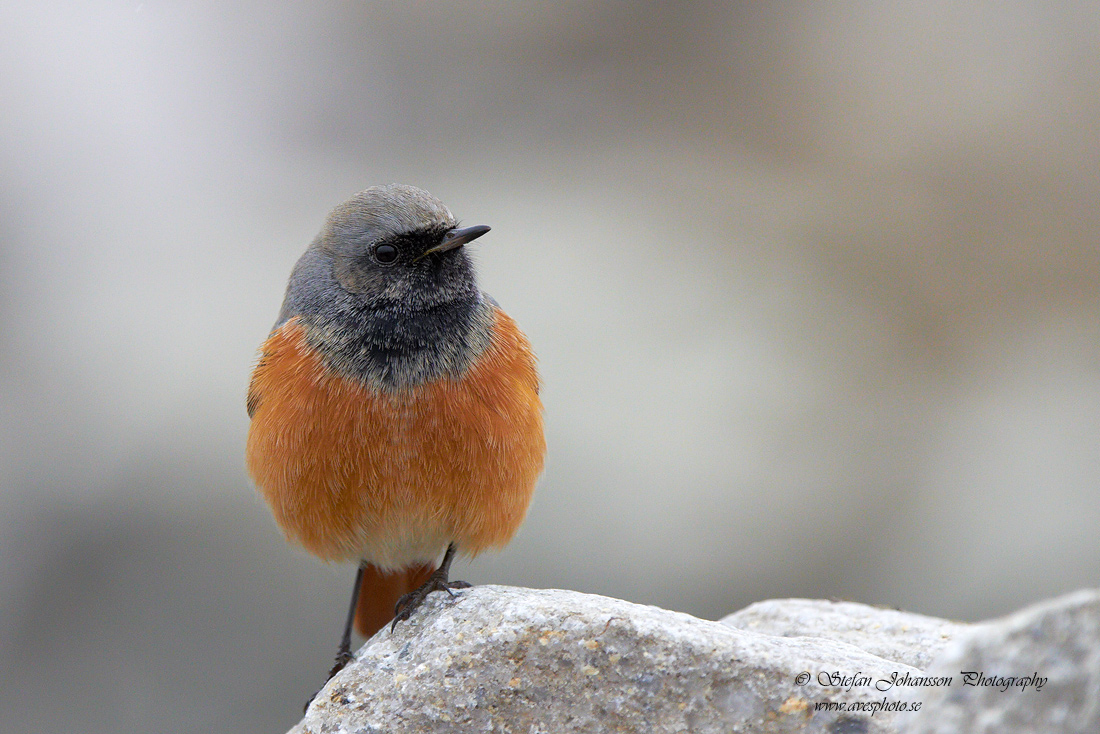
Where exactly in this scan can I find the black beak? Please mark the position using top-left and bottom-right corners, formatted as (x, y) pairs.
(418, 224), (491, 259)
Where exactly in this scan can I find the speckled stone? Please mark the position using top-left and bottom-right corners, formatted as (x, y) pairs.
(721, 599), (971, 670)
(290, 586), (919, 734)
(898, 589), (1100, 734)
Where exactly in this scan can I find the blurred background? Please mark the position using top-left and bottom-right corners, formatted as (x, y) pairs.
(2, 2), (1099, 731)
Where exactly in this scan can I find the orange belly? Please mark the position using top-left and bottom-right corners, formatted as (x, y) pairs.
(245, 308), (545, 567)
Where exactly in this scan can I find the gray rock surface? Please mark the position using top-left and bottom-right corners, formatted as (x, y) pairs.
(898, 589), (1100, 734)
(291, 586), (920, 734)
(289, 587), (1100, 734)
(721, 598), (971, 670)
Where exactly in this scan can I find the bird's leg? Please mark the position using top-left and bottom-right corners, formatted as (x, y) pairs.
(305, 562), (366, 712)
(329, 562), (367, 678)
(391, 542), (471, 631)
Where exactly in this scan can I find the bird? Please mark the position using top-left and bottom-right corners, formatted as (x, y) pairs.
(245, 184), (545, 691)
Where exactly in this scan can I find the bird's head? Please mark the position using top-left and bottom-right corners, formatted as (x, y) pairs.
(316, 184), (490, 309)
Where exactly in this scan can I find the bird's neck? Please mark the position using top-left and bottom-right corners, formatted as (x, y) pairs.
(300, 293), (496, 391)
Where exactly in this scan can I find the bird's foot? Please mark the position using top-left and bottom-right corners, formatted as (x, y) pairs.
(304, 645), (356, 712)
(391, 569), (471, 631)
(327, 649), (355, 680)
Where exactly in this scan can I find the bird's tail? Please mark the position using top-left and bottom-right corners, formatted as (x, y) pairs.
(353, 563), (435, 638)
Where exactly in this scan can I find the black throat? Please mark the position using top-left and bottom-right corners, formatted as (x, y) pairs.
(299, 293), (495, 391)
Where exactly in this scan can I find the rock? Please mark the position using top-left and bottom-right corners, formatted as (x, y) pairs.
(898, 589), (1100, 734)
(721, 598), (971, 670)
(288, 587), (1100, 734)
(291, 586), (920, 734)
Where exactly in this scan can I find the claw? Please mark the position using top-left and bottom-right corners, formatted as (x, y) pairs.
(390, 543), (469, 631)
(304, 687), (322, 714)
(328, 650), (354, 679)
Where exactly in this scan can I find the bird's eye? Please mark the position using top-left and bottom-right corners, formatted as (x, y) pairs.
(373, 243), (398, 264)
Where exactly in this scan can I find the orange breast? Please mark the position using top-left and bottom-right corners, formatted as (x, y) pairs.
(245, 308), (545, 567)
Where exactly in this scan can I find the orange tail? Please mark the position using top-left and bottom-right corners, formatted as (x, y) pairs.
(353, 563), (435, 638)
